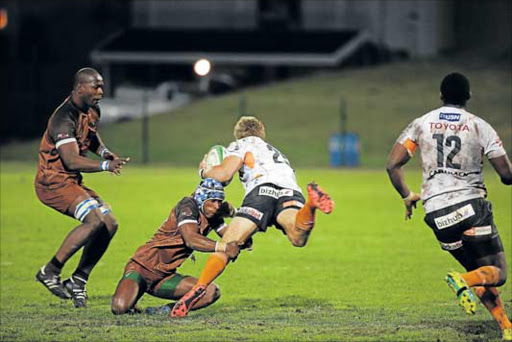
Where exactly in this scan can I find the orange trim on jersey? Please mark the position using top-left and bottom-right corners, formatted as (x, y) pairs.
(244, 152), (255, 169)
(402, 139), (417, 157)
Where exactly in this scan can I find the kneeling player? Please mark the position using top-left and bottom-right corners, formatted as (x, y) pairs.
(111, 179), (240, 315)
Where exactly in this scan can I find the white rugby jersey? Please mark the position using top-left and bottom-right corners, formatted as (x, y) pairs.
(225, 136), (302, 195)
(397, 106), (506, 213)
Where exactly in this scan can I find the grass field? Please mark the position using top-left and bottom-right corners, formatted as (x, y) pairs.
(1, 162), (510, 341)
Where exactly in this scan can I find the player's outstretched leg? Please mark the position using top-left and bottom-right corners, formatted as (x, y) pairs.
(35, 265), (71, 299)
(307, 182), (334, 214)
(170, 285), (206, 318)
(445, 271), (477, 315)
(473, 286), (512, 340)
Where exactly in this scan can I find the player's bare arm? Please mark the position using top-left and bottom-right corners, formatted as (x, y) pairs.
(58, 141), (128, 175)
(179, 223), (240, 260)
(201, 155), (242, 183)
(386, 143), (421, 220)
(489, 154), (512, 185)
(89, 131), (121, 161)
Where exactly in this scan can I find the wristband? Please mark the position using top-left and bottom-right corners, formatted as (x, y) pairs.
(215, 242), (227, 252)
(199, 168), (205, 179)
(99, 147), (110, 158)
(402, 192), (415, 201)
(100, 160), (110, 171)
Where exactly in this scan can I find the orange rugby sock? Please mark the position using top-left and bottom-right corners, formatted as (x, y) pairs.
(294, 200), (316, 231)
(461, 266), (501, 287)
(474, 286), (512, 330)
(197, 253), (228, 287)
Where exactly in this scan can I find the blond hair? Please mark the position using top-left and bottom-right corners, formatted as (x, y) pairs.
(233, 116), (266, 140)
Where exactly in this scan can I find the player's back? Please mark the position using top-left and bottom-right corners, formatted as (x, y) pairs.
(399, 106), (505, 212)
(226, 136), (301, 194)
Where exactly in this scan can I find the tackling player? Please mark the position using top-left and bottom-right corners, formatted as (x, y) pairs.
(35, 68), (130, 308)
(170, 115), (334, 318)
(111, 179), (240, 315)
(386, 73), (512, 340)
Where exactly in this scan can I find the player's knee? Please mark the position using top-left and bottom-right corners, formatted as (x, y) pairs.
(288, 235), (307, 248)
(497, 268), (507, 286)
(83, 211), (104, 231)
(111, 296), (130, 315)
(103, 217), (118, 237)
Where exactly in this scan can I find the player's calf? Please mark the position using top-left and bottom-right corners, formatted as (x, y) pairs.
(190, 283), (221, 311)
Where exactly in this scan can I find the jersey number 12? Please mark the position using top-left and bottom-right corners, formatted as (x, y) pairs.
(432, 134), (461, 169)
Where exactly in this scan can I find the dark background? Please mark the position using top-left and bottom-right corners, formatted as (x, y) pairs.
(0, 0), (510, 144)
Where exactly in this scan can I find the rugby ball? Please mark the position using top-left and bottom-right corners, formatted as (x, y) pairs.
(205, 145), (227, 169)
(204, 145), (231, 186)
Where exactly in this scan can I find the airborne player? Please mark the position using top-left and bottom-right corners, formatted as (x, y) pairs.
(170, 115), (335, 318)
(386, 73), (512, 340)
(111, 179), (240, 315)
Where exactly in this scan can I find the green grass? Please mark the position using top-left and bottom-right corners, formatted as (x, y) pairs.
(1, 162), (511, 341)
(1, 58), (510, 168)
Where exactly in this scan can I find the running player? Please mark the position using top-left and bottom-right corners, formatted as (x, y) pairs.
(386, 72), (512, 340)
(35, 68), (129, 308)
(111, 178), (240, 315)
(170, 115), (334, 318)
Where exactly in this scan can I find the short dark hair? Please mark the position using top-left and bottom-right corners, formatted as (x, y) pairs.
(73, 67), (101, 89)
(440, 72), (471, 106)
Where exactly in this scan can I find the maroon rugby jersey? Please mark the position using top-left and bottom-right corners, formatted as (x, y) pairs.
(131, 197), (226, 275)
(35, 96), (100, 188)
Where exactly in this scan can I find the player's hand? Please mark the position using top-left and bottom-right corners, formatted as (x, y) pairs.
(199, 154), (207, 170)
(217, 202), (236, 218)
(404, 192), (421, 220)
(239, 237), (253, 251)
(103, 150), (119, 161)
(109, 157), (130, 176)
(225, 241), (241, 261)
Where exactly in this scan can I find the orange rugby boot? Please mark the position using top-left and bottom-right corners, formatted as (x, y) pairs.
(170, 285), (206, 318)
(307, 182), (334, 214)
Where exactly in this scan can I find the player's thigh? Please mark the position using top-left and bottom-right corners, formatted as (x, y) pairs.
(151, 274), (219, 300)
(83, 185), (115, 220)
(112, 263), (148, 310)
(221, 216), (259, 244)
(464, 233), (506, 270)
(276, 208), (299, 232)
(275, 189), (305, 230)
(36, 182), (92, 219)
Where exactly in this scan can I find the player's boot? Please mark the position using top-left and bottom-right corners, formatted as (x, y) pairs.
(35, 266), (71, 299)
(170, 285), (206, 318)
(63, 278), (87, 308)
(503, 328), (512, 341)
(145, 303), (172, 315)
(307, 182), (334, 214)
(445, 271), (477, 315)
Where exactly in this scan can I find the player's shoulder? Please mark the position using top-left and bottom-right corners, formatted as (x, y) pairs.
(464, 109), (493, 128)
(175, 197), (200, 217)
(51, 98), (78, 124)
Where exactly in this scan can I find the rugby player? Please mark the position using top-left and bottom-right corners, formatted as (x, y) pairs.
(386, 72), (512, 340)
(170, 115), (334, 318)
(35, 68), (129, 308)
(111, 178), (240, 315)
